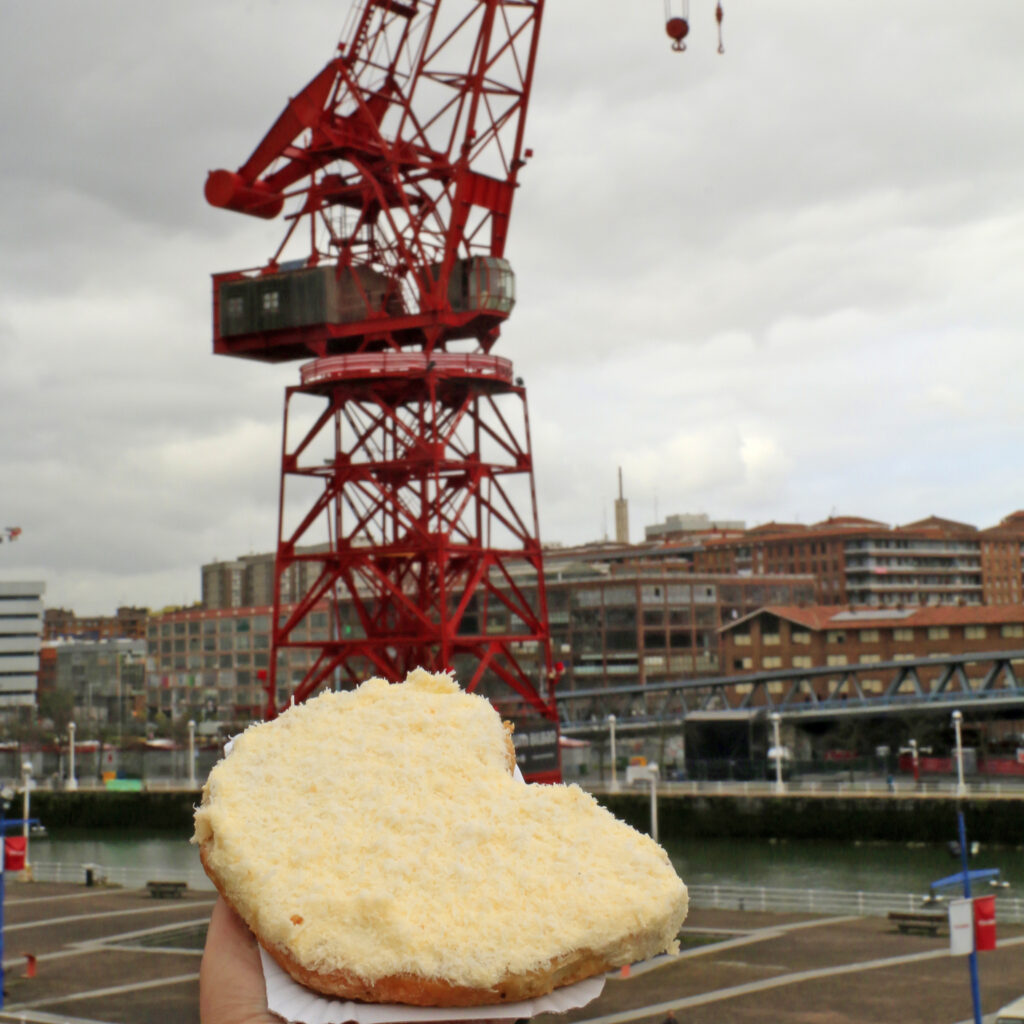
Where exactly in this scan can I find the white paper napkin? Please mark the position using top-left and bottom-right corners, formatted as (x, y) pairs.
(261, 949), (605, 1024)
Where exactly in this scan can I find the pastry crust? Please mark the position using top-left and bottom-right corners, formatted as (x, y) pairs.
(193, 674), (687, 1007)
(201, 834), (614, 1005)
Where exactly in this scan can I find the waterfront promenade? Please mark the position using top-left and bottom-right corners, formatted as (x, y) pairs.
(0, 879), (1020, 1024)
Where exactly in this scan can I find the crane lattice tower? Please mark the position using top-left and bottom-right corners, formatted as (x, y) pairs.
(206, 0), (560, 778)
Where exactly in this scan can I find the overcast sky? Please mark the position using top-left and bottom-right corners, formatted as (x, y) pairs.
(2, 2), (1023, 614)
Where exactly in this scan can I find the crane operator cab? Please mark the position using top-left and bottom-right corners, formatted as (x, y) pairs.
(432, 256), (515, 317)
(212, 255), (515, 361)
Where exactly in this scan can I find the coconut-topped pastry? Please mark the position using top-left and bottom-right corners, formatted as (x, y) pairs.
(193, 669), (687, 1006)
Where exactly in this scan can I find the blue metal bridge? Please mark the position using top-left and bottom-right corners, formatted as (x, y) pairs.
(559, 648), (1024, 737)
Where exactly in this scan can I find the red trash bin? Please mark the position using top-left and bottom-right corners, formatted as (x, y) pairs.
(973, 894), (997, 952)
(4, 836), (26, 871)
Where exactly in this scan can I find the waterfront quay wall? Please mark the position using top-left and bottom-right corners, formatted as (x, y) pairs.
(599, 790), (1024, 845)
(28, 786), (1024, 844)
(31, 789), (201, 830)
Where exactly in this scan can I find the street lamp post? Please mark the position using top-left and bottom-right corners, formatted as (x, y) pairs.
(607, 714), (619, 792)
(770, 712), (784, 795)
(188, 719), (196, 789)
(21, 761), (32, 879)
(952, 709), (966, 796)
(67, 722), (78, 791)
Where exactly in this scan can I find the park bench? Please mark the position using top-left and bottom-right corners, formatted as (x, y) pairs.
(887, 911), (946, 936)
(146, 880), (188, 899)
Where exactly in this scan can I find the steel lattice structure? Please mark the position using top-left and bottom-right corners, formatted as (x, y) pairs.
(206, 0), (558, 777)
(206, 1), (722, 781)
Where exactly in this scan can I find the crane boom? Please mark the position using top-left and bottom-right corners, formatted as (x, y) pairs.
(207, 0), (544, 362)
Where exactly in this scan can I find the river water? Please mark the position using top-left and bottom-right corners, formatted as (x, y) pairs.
(27, 830), (1024, 896)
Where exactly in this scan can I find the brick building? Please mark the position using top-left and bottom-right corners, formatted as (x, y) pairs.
(44, 606), (149, 642)
(545, 562), (814, 693)
(155, 542), (815, 731)
(719, 604), (1024, 698)
(690, 512), (1024, 608)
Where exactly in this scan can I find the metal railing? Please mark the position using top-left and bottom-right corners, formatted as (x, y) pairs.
(28, 860), (214, 891)
(25, 862), (1022, 926)
(687, 883), (1024, 923)
(583, 776), (1024, 798)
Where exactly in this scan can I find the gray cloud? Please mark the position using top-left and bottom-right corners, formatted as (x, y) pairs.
(2, 1), (1023, 612)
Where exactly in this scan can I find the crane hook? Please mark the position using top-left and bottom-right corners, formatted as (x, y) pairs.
(666, 17), (688, 52)
(665, 0), (689, 52)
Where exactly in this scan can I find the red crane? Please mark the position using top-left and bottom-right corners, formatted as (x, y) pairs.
(205, 0), (722, 781)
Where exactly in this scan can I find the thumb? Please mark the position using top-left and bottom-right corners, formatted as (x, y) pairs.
(200, 896), (280, 1024)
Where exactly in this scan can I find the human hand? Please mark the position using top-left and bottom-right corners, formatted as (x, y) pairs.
(200, 896), (281, 1024)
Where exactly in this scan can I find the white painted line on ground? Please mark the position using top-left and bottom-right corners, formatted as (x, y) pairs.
(580, 934), (1024, 1024)
(69, 916), (211, 948)
(6, 971), (200, 1011)
(624, 915), (861, 978)
(5, 898), (216, 933)
(2, 916), (212, 969)
(0, 1008), (115, 1024)
(6, 889), (122, 907)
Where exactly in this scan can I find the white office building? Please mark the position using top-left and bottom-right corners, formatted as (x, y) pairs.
(0, 581), (45, 708)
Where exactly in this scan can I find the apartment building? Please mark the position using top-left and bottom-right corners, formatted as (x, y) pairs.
(201, 548), (329, 610)
(0, 581), (45, 710)
(690, 512), (1024, 608)
(43, 638), (148, 727)
(145, 603), (331, 730)
(719, 604), (1024, 696)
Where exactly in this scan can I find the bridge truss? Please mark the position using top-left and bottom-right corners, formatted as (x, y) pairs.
(559, 648), (1024, 737)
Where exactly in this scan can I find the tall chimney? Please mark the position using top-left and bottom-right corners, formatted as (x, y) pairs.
(614, 467), (630, 544)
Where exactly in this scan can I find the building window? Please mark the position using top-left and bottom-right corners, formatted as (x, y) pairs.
(859, 629), (879, 643)
(763, 632), (781, 646)
(763, 656), (782, 669)
(261, 291), (281, 313)
(733, 633), (751, 646)
(893, 628), (913, 642)
(827, 654), (848, 667)
(826, 631), (846, 644)
(965, 625), (987, 640)
(791, 630), (811, 645)
(792, 655), (812, 668)
(1002, 624), (1024, 638)
(927, 626), (950, 640)
(860, 653), (881, 664)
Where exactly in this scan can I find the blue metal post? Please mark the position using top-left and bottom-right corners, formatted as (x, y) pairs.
(1, 799), (6, 1010)
(958, 809), (982, 1024)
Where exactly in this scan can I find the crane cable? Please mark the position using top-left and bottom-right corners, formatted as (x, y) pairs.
(664, 1), (725, 54)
